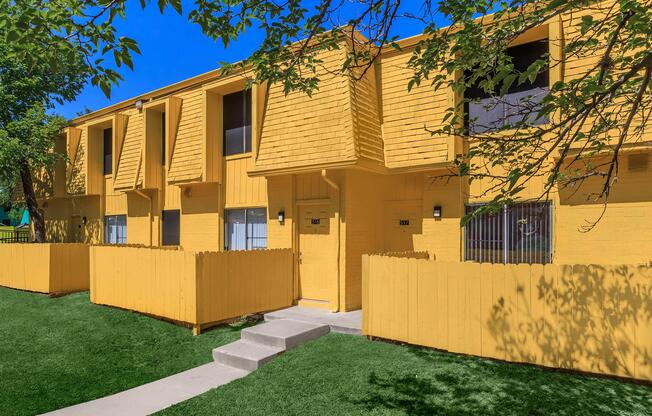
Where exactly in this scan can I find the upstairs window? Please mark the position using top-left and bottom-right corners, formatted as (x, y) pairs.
(103, 128), (113, 175)
(104, 215), (126, 244)
(223, 90), (252, 156)
(162, 209), (180, 246)
(464, 201), (552, 264)
(225, 208), (267, 250)
(465, 39), (549, 134)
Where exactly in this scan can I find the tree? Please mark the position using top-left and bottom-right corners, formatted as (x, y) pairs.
(0, 0), (180, 241)
(189, 0), (651, 227)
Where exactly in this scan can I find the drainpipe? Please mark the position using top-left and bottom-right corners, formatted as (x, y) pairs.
(321, 169), (341, 312)
(134, 189), (152, 246)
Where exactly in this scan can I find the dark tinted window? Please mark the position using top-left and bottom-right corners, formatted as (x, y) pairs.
(162, 209), (180, 246)
(103, 128), (112, 175)
(465, 40), (549, 133)
(466, 39), (549, 100)
(223, 90), (252, 156)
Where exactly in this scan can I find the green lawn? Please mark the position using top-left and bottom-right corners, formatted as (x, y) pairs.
(159, 333), (652, 416)
(0, 286), (245, 416)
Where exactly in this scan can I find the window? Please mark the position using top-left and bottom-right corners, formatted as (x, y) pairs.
(465, 39), (549, 134)
(104, 215), (126, 244)
(103, 128), (113, 175)
(161, 111), (166, 165)
(162, 209), (180, 246)
(223, 90), (252, 156)
(464, 201), (552, 264)
(225, 208), (267, 250)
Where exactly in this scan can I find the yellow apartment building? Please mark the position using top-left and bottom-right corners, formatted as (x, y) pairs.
(37, 7), (652, 312)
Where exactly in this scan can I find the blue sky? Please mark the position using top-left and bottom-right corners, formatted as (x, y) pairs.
(55, 0), (436, 119)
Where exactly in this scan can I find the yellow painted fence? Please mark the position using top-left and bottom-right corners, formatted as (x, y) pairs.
(362, 255), (652, 381)
(0, 243), (89, 294)
(90, 246), (294, 331)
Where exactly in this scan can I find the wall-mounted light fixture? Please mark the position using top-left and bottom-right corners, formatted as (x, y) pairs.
(278, 210), (285, 224)
(82, 216), (88, 225)
(433, 206), (442, 219)
(135, 99), (145, 111)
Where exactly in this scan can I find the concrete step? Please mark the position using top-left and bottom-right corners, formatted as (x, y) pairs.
(212, 340), (284, 372)
(241, 319), (330, 350)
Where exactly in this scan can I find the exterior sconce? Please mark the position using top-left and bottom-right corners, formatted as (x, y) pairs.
(82, 216), (88, 225)
(278, 210), (285, 224)
(433, 206), (442, 219)
(135, 99), (145, 111)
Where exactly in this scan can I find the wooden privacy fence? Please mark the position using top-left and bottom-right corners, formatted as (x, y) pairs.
(0, 244), (89, 294)
(90, 246), (294, 333)
(362, 255), (652, 382)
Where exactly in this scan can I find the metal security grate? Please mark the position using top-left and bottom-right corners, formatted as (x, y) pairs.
(464, 202), (552, 264)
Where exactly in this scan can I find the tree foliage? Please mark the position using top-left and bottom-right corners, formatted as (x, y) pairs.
(0, 0), (178, 240)
(189, 0), (651, 227)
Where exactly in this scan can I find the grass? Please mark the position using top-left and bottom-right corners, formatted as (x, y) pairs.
(0, 286), (246, 416)
(159, 333), (652, 416)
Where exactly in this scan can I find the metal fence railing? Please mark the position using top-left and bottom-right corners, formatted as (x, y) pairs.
(0, 229), (30, 243)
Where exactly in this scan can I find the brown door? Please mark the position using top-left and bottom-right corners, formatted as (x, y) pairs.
(383, 201), (422, 252)
(298, 204), (334, 304)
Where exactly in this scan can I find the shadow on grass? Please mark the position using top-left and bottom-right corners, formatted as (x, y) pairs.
(353, 345), (652, 416)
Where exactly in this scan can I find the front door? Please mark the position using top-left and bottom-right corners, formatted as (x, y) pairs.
(298, 204), (334, 304)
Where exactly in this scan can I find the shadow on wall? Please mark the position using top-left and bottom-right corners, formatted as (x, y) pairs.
(364, 258), (652, 381)
(559, 155), (652, 206)
(486, 264), (652, 379)
(45, 219), (69, 242)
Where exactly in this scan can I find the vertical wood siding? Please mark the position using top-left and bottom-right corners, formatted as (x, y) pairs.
(224, 156), (268, 207)
(0, 244), (89, 293)
(363, 256), (652, 381)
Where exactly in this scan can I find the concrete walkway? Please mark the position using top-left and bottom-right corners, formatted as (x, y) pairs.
(42, 307), (361, 416)
(265, 306), (362, 335)
(42, 363), (249, 416)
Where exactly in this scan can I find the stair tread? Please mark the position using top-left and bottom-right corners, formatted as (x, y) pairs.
(213, 340), (284, 361)
(242, 319), (329, 339)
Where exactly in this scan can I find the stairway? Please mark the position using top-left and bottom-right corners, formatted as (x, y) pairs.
(212, 319), (331, 371)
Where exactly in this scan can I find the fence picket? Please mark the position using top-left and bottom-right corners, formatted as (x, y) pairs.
(362, 255), (652, 382)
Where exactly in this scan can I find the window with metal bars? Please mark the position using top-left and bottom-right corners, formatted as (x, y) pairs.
(464, 201), (552, 264)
